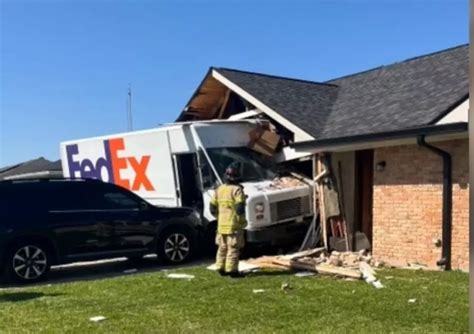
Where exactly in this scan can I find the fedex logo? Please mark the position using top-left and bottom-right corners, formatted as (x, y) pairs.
(66, 138), (155, 191)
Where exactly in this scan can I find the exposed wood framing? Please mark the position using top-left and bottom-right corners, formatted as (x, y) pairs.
(316, 155), (328, 249)
(212, 69), (314, 141)
(217, 89), (231, 119)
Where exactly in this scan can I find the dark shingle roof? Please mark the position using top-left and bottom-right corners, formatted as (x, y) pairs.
(0, 158), (62, 179)
(215, 68), (339, 137)
(214, 44), (468, 140)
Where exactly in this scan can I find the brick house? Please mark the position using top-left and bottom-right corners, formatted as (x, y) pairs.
(177, 45), (469, 271)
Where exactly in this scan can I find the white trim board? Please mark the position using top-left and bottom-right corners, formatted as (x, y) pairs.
(293, 132), (468, 154)
(212, 70), (314, 142)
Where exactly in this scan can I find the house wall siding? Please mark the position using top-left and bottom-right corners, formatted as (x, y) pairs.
(372, 139), (468, 271)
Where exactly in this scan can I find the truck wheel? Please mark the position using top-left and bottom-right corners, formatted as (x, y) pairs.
(158, 227), (194, 264)
(6, 242), (51, 284)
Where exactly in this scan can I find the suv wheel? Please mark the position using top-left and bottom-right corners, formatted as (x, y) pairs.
(158, 228), (194, 264)
(6, 243), (51, 283)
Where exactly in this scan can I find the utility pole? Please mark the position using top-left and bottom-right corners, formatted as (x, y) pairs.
(127, 84), (133, 131)
(469, 0), (473, 331)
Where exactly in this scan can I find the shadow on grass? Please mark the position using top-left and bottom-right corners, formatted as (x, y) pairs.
(0, 257), (213, 289)
(0, 292), (63, 302)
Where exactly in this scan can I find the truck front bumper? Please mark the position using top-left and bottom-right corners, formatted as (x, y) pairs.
(246, 219), (311, 245)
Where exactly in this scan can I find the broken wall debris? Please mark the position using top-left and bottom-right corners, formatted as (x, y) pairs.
(245, 248), (383, 287)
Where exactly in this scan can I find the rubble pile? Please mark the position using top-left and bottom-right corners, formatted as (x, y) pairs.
(245, 248), (384, 288)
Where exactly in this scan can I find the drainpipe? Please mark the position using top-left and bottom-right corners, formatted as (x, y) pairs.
(417, 135), (452, 270)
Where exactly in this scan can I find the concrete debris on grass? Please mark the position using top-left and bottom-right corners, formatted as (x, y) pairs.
(89, 316), (107, 322)
(244, 247), (384, 288)
(406, 262), (429, 270)
(281, 283), (291, 292)
(294, 271), (315, 277)
(123, 269), (138, 274)
(206, 262), (260, 273)
(252, 289), (265, 293)
(166, 273), (195, 280)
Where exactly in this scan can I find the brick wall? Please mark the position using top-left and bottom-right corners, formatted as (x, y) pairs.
(372, 139), (469, 271)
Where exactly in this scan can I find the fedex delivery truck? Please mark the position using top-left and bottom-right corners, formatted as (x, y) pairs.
(60, 120), (313, 245)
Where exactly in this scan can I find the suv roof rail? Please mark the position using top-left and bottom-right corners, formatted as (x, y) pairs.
(0, 177), (104, 184)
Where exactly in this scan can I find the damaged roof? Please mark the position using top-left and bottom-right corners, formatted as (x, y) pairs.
(212, 44), (468, 140)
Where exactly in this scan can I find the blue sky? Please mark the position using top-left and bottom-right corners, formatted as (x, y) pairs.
(0, 0), (468, 166)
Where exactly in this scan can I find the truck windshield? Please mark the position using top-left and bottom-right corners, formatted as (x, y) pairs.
(207, 147), (277, 182)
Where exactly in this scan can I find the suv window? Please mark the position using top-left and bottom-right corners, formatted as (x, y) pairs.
(47, 182), (89, 211)
(4, 182), (49, 214)
(103, 192), (139, 209)
(89, 183), (140, 210)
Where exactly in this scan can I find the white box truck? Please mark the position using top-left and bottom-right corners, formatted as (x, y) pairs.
(60, 120), (313, 245)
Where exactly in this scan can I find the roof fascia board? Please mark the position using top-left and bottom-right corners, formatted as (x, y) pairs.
(291, 122), (468, 152)
(274, 146), (313, 163)
(212, 69), (314, 141)
(228, 109), (262, 120)
(293, 131), (467, 153)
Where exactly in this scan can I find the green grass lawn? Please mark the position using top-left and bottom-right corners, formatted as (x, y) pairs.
(0, 266), (468, 333)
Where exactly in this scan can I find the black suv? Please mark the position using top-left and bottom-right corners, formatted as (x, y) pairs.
(0, 178), (204, 283)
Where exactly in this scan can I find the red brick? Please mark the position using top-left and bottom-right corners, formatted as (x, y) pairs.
(372, 139), (468, 271)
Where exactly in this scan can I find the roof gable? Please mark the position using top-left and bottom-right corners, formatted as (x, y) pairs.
(214, 68), (339, 139)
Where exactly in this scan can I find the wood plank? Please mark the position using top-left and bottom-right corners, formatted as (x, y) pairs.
(216, 89), (231, 119)
(281, 247), (326, 260)
(317, 155), (328, 249)
(272, 259), (317, 272)
(245, 257), (290, 270)
(315, 263), (362, 279)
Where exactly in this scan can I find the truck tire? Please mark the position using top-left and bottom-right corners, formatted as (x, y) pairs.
(5, 242), (52, 284)
(157, 227), (195, 264)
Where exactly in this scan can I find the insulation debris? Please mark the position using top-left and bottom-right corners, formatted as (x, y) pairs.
(244, 248), (384, 288)
(270, 176), (308, 189)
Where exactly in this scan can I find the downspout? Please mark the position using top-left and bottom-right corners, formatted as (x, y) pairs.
(417, 135), (452, 270)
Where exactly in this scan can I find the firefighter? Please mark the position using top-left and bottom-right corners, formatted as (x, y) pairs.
(210, 162), (247, 278)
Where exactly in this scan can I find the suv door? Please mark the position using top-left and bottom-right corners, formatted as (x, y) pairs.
(87, 182), (155, 254)
(46, 181), (100, 260)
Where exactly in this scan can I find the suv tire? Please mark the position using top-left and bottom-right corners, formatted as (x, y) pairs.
(6, 242), (51, 284)
(157, 227), (195, 264)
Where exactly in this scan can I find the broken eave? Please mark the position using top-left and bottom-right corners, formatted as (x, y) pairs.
(290, 122), (468, 153)
(177, 68), (239, 122)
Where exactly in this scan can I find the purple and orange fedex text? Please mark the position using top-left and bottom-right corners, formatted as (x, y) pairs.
(65, 138), (155, 191)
